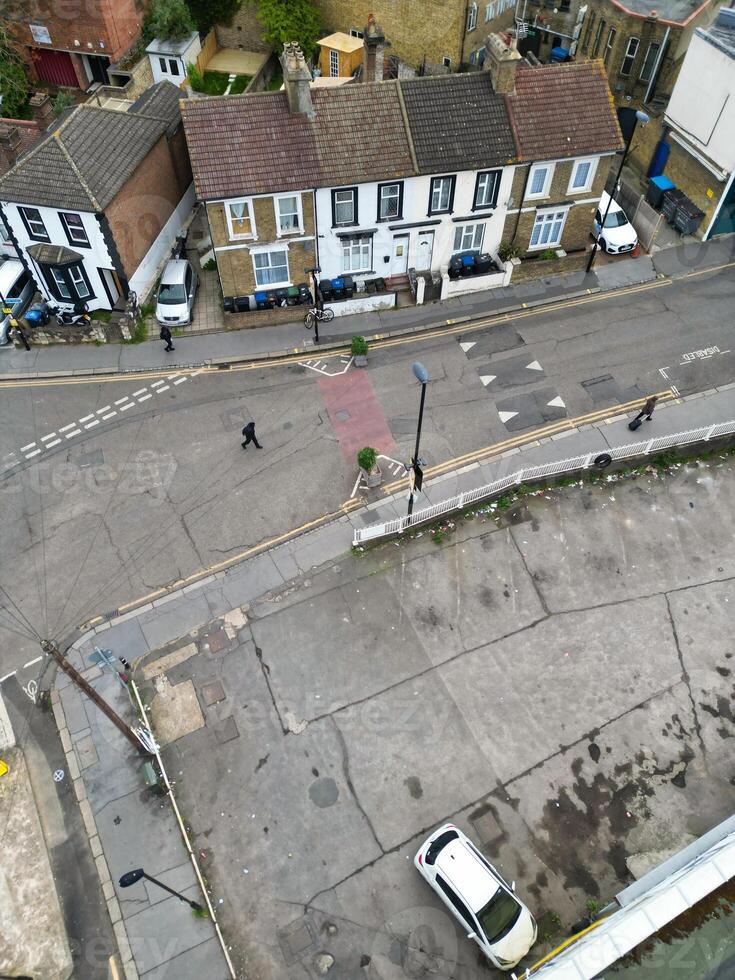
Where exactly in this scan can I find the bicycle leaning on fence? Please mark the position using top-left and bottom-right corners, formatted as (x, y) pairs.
(303, 305), (334, 330)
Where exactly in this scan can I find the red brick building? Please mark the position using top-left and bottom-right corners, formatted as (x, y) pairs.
(3, 0), (148, 91)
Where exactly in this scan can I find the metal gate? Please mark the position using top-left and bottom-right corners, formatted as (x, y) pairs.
(33, 48), (78, 88)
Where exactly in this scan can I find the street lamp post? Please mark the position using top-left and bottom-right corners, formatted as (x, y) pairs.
(586, 109), (649, 275)
(119, 868), (204, 912)
(407, 362), (429, 519)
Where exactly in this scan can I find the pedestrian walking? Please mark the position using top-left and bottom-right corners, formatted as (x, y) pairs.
(241, 421), (262, 449)
(634, 395), (658, 422)
(160, 325), (175, 352)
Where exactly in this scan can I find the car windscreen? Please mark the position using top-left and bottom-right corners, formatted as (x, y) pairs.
(425, 830), (458, 866)
(158, 282), (187, 304)
(477, 888), (522, 944)
(603, 210), (629, 228)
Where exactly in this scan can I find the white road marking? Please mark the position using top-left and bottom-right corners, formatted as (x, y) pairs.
(547, 396), (566, 408)
(84, 419), (100, 429)
(0, 671), (17, 683)
(137, 393), (152, 402)
(120, 402), (134, 411)
(480, 375), (496, 386)
(79, 414), (94, 423)
(20, 442), (36, 452)
(115, 397), (130, 405)
(155, 385), (170, 393)
(459, 341), (476, 353)
(499, 410), (519, 424)
(132, 388), (147, 397)
(151, 380), (165, 388)
(46, 438), (61, 448)
(41, 433), (57, 442)
(96, 405), (111, 414)
(101, 411), (116, 420)
(671, 384), (681, 397)
(25, 448), (41, 458)
(59, 423), (76, 432)
(659, 367), (669, 380)
(190, 369), (204, 377)
(23, 656), (42, 669)
(298, 356), (353, 377)
(65, 428), (81, 438)
(526, 360), (543, 371)
(173, 377), (187, 385)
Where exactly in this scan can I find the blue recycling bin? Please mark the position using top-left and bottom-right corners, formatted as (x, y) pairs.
(647, 175), (675, 209)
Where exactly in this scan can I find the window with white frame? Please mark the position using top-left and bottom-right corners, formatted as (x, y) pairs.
(486, 1), (495, 19)
(69, 264), (91, 298)
(51, 268), (71, 299)
(620, 36), (639, 76)
(342, 235), (372, 272)
(442, 56), (451, 67)
(329, 49), (339, 76)
(467, 2), (478, 30)
(350, 28), (364, 38)
(639, 41), (660, 82)
(474, 170), (501, 209)
(527, 163), (553, 199)
(275, 195), (302, 234)
(529, 208), (567, 249)
(20, 206), (49, 241)
(378, 182), (402, 220)
(226, 199), (254, 239)
(332, 187), (357, 225)
(568, 157), (596, 193)
(60, 212), (89, 247)
(252, 249), (289, 287)
(429, 176), (455, 214)
(604, 27), (617, 66)
(453, 223), (485, 253)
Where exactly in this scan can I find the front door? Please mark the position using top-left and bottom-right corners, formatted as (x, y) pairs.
(86, 55), (110, 85)
(390, 235), (409, 275)
(415, 231), (434, 271)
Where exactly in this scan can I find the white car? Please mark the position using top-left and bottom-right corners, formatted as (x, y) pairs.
(414, 824), (537, 971)
(593, 191), (638, 254)
(155, 258), (198, 326)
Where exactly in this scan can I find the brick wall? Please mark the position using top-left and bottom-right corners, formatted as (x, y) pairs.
(654, 139), (721, 236)
(313, 0), (467, 69)
(215, 4), (269, 52)
(208, 193), (316, 297)
(105, 136), (184, 277)
(8, 0), (147, 66)
(168, 128), (193, 196)
(503, 155), (612, 254)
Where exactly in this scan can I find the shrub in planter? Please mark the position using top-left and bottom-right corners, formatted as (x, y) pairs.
(357, 446), (382, 487)
(351, 334), (368, 366)
(498, 243), (522, 263)
(536, 248), (557, 261)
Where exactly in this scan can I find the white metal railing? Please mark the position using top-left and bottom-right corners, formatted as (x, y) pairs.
(353, 419), (735, 545)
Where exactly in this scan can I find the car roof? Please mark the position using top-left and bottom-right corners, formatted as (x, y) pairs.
(0, 258), (24, 289)
(160, 259), (189, 284)
(436, 837), (499, 912)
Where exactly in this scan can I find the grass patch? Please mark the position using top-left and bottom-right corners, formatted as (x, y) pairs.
(192, 71), (251, 96)
(229, 74), (251, 94)
(91, 309), (111, 323)
(265, 69), (283, 91)
(123, 318), (149, 344)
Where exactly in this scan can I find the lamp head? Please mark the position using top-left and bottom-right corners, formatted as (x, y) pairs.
(412, 362), (429, 384)
(635, 110), (650, 125)
(119, 869), (145, 888)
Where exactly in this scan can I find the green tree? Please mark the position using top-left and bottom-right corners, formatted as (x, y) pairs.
(52, 90), (76, 118)
(252, 0), (322, 61)
(188, 0), (241, 34)
(143, 0), (196, 42)
(0, 27), (29, 119)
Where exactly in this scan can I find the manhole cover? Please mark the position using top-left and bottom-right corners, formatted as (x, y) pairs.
(214, 716), (239, 744)
(201, 681), (226, 706)
(278, 916), (317, 965)
(205, 628), (230, 654)
(309, 777), (339, 808)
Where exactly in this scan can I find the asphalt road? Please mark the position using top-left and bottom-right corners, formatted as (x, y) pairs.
(1, 265), (733, 689)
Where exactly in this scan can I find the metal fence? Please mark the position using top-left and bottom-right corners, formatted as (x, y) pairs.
(353, 420), (735, 545)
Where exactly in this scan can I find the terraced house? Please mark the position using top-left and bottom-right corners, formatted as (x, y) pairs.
(181, 37), (622, 315)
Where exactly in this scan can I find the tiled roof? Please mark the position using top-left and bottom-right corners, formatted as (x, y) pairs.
(400, 73), (516, 173)
(506, 61), (624, 162)
(130, 80), (183, 137)
(0, 82), (182, 211)
(181, 82), (415, 200)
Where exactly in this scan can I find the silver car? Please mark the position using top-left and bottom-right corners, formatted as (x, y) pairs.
(155, 259), (198, 327)
(0, 259), (36, 346)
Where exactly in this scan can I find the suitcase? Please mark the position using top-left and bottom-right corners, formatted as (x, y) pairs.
(628, 418), (642, 432)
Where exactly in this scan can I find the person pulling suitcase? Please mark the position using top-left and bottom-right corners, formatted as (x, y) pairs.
(629, 395), (658, 431)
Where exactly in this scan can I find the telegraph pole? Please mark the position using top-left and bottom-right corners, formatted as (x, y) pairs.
(42, 640), (147, 754)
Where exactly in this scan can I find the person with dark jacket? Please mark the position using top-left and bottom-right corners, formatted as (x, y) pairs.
(160, 325), (174, 352)
(241, 421), (262, 449)
(634, 395), (658, 422)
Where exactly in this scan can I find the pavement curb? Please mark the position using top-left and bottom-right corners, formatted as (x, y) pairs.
(0, 286), (600, 382)
(49, 687), (139, 980)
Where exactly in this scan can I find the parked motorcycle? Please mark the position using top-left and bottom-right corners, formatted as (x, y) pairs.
(27, 300), (91, 326)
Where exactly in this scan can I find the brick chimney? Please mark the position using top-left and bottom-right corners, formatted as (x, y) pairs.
(29, 92), (55, 128)
(363, 14), (388, 84)
(483, 33), (521, 94)
(0, 126), (21, 172)
(280, 43), (314, 118)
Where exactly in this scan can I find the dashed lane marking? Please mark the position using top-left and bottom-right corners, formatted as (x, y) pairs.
(65, 428), (81, 438)
(84, 419), (100, 429)
(151, 380), (165, 388)
(137, 393), (152, 402)
(120, 402), (134, 411)
(45, 438), (61, 448)
(20, 442), (36, 452)
(101, 412), (116, 420)
(96, 405), (111, 414)
(114, 397), (130, 405)
(59, 423), (76, 432)
(173, 377), (187, 385)
(41, 433), (57, 441)
(155, 385), (170, 393)
(25, 448), (41, 458)
(79, 414), (94, 423)
(132, 388), (147, 397)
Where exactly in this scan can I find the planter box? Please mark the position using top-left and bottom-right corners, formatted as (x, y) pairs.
(354, 354), (368, 367)
(361, 466), (382, 488)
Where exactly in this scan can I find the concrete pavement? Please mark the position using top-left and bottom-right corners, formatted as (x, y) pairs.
(41, 380), (735, 978)
(0, 236), (731, 379)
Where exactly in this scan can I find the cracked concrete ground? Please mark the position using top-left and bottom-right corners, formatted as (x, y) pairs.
(142, 457), (733, 978)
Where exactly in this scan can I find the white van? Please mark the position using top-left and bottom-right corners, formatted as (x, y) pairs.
(0, 259), (35, 346)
